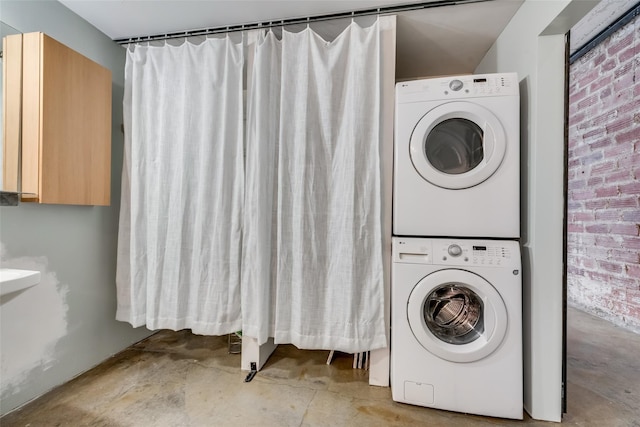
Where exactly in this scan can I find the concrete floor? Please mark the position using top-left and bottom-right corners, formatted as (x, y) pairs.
(2, 306), (639, 426)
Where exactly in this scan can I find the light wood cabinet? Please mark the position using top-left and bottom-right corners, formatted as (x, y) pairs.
(3, 32), (112, 205)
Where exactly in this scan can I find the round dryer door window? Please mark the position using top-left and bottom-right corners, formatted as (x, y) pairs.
(409, 101), (507, 189)
(407, 269), (508, 363)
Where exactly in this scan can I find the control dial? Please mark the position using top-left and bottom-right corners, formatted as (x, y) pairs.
(449, 79), (463, 91)
(448, 244), (463, 257)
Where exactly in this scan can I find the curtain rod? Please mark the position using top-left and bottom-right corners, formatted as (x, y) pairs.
(115, 0), (492, 45)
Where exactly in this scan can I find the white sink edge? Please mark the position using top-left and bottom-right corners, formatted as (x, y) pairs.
(0, 268), (41, 297)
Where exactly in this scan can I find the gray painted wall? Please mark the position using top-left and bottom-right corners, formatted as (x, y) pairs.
(0, 0), (152, 415)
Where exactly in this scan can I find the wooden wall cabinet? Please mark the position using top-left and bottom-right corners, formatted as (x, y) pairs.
(3, 32), (112, 205)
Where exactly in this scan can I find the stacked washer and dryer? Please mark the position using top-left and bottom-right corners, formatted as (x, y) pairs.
(391, 73), (523, 419)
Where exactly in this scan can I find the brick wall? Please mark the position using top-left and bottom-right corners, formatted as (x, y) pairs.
(568, 13), (640, 333)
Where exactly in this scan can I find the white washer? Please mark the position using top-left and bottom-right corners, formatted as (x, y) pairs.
(391, 237), (522, 419)
(393, 73), (520, 238)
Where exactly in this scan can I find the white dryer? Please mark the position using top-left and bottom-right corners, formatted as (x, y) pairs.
(393, 73), (520, 238)
(391, 237), (522, 419)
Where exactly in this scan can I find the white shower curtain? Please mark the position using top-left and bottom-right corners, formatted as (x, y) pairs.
(243, 21), (387, 353)
(116, 36), (244, 335)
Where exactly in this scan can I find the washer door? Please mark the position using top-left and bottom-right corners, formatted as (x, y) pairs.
(407, 269), (508, 363)
(409, 101), (506, 189)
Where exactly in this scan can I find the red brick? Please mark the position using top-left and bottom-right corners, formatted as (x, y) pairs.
(578, 68), (601, 88)
(610, 223), (640, 236)
(568, 179), (587, 190)
(570, 87), (588, 104)
(572, 211), (596, 221)
(627, 264), (640, 279)
(613, 61), (634, 79)
(595, 210), (620, 221)
(583, 151), (605, 165)
(603, 87), (633, 109)
(569, 111), (586, 127)
(609, 197), (639, 208)
(572, 189), (597, 200)
(604, 143), (634, 158)
(615, 128), (640, 144)
(619, 46), (636, 63)
(604, 170), (632, 183)
(613, 73), (635, 93)
(595, 186), (619, 197)
(610, 249), (640, 264)
(622, 210), (640, 222)
(568, 223), (584, 233)
(593, 52), (607, 67)
(586, 224), (609, 233)
(586, 199), (608, 209)
(587, 270), (611, 282)
(617, 99), (640, 116)
(582, 257), (597, 269)
(591, 161), (616, 175)
(607, 31), (634, 57)
(606, 116), (634, 134)
(587, 246), (612, 258)
(599, 86), (613, 101)
(596, 234), (621, 248)
(578, 94), (599, 110)
(589, 74), (612, 93)
(571, 144), (592, 157)
(568, 201), (583, 212)
(588, 176), (605, 186)
(601, 58), (616, 72)
(622, 237), (640, 250)
(619, 182), (640, 195)
(618, 153), (640, 169)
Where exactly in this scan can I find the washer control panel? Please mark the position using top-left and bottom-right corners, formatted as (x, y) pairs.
(436, 241), (512, 267)
(393, 237), (519, 268)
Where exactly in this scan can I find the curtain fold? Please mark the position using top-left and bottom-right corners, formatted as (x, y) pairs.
(243, 21), (387, 353)
(241, 32), (281, 344)
(116, 37), (244, 335)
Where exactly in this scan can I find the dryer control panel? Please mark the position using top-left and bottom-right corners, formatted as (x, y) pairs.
(396, 72), (519, 103)
(393, 237), (519, 268)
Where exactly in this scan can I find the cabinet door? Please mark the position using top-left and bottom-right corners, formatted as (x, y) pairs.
(22, 32), (112, 205)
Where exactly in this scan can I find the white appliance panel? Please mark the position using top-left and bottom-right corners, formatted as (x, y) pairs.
(393, 72), (520, 238)
(391, 237), (523, 419)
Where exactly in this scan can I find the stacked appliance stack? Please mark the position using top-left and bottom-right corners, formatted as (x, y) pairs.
(390, 73), (523, 419)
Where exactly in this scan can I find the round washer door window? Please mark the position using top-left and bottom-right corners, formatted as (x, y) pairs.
(407, 269), (508, 363)
(409, 101), (507, 189)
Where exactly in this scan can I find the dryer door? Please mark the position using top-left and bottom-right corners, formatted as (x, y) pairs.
(409, 101), (507, 189)
(407, 269), (508, 363)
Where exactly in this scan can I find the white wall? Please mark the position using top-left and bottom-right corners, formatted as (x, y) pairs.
(475, 0), (598, 422)
(0, 0), (152, 415)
